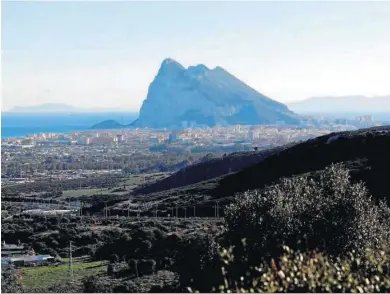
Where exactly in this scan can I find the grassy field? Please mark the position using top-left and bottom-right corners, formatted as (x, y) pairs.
(20, 258), (108, 289)
(61, 173), (171, 199)
(62, 188), (107, 198)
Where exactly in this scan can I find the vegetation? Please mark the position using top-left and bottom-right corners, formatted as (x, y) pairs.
(182, 165), (390, 292)
(2, 149), (207, 177)
(224, 164), (390, 259)
(214, 127), (390, 205)
(1, 268), (24, 293)
(134, 147), (284, 195)
(20, 258), (107, 291)
(214, 244), (390, 293)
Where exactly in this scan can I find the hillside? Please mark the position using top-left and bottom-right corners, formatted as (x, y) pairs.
(212, 126), (390, 203)
(133, 58), (301, 128)
(91, 120), (126, 130)
(133, 126), (390, 212)
(134, 145), (292, 195)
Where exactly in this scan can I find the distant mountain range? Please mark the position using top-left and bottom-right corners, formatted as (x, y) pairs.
(9, 103), (77, 113)
(288, 95), (390, 114)
(132, 58), (301, 128)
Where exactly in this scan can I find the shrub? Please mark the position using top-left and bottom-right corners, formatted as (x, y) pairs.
(212, 245), (390, 293)
(138, 259), (157, 276)
(176, 234), (223, 292)
(224, 164), (390, 261)
(113, 281), (137, 293)
(82, 276), (114, 293)
(1, 268), (24, 293)
(107, 261), (129, 278)
(110, 253), (119, 263)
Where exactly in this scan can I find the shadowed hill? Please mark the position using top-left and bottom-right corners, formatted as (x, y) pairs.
(133, 145), (293, 195)
(212, 126), (390, 204)
(113, 126), (390, 217)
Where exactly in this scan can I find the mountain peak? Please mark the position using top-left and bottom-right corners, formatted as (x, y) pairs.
(158, 58), (185, 76)
(187, 64), (210, 75)
(213, 66), (226, 71)
(137, 59), (301, 128)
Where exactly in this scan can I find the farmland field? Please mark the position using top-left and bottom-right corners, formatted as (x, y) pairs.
(20, 258), (108, 289)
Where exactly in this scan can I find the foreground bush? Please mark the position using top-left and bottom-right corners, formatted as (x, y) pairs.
(213, 245), (390, 293)
(1, 268), (24, 293)
(224, 164), (390, 260)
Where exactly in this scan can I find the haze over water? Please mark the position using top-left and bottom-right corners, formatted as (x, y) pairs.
(1, 112), (138, 139)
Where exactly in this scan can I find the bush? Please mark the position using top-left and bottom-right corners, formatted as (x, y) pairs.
(107, 261), (129, 278)
(82, 276), (114, 293)
(113, 281), (137, 293)
(224, 164), (390, 261)
(212, 245), (390, 293)
(1, 268), (24, 293)
(110, 254), (119, 263)
(176, 234), (222, 292)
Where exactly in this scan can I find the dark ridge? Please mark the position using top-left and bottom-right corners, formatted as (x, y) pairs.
(134, 145), (293, 195)
(212, 126), (390, 204)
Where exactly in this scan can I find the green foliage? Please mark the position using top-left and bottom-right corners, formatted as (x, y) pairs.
(215, 245), (390, 293)
(176, 234), (223, 292)
(224, 164), (390, 259)
(1, 268), (24, 293)
(19, 258), (107, 290)
(195, 164), (390, 293)
(82, 276), (114, 293)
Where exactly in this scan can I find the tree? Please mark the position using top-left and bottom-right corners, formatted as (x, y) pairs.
(224, 164), (390, 262)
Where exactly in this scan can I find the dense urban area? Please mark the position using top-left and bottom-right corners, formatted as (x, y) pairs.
(1, 120), (374, 178)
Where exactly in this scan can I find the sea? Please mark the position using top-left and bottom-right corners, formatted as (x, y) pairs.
(1, 112), (138, 139)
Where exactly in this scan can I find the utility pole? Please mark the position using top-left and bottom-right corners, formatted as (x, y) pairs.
(193, 205), (196, 218)
(69, 241), (74, 281)
(176, 206), (178, 218)
(184, 207), (186, 218)
(216, 201), (220, 218)
(127, 204), (130, 218)
(134, 260), (139, 280)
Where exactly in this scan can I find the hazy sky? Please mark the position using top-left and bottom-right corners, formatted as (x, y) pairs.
(2, 1), (390, 111)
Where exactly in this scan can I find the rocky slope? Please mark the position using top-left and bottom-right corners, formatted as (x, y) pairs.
(133, 58), (301, 128)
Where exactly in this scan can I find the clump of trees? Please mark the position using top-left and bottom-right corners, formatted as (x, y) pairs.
(214, 245), (390, 293)
(224, 164), (390, 260)
(184, 164), (390, 292)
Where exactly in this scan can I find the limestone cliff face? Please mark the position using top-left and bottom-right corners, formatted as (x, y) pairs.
(135, 58), (301, 128)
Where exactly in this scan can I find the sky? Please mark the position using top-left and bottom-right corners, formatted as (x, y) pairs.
(2, 1), (390, 111)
